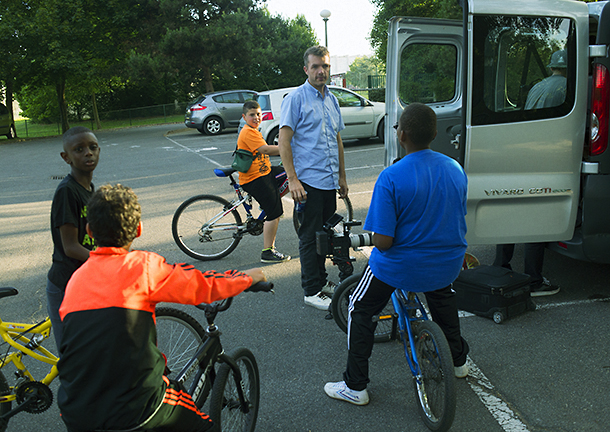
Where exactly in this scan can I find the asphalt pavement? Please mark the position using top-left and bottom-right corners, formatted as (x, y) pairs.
(0, 124), (609, 431)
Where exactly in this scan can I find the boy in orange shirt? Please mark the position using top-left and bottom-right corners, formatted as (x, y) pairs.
(237, 101), (291, 263)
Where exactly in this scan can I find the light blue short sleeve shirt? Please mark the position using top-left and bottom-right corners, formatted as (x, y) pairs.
(280, 80), (345, 190)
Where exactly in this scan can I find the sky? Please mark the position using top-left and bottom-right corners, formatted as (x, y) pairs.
(264, 0), (377, 57)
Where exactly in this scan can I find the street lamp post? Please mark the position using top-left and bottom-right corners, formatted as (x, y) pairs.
(320, 9), (331, 47)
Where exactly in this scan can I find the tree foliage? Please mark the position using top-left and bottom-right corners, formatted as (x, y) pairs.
(1, 0), (318, 129)
(370, 0), (461, 67)
(345, 56), (383, 89)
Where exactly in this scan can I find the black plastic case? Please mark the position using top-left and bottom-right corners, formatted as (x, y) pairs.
(454, 265), (536, 323)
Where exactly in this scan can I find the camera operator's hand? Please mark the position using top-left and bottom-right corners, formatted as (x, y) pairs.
(289, 178), (307, 203)
(338, 177), (349, 199)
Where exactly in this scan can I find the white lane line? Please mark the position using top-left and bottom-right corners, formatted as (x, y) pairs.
(467, 362), (531, 431)
(164, 135), (223, 167)
(358, 245), (530, 432)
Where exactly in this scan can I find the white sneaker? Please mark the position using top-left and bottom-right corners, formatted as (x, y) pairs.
(454, 363), (469, 378)
(304, 292), (331, 310)
(320, 280), (337, 296)
(324, 381), (369, 405)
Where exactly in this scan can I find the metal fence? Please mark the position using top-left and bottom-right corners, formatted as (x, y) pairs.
(8, 101), (189, 140)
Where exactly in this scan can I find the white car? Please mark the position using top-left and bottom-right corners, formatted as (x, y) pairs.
(239, 86), (386, 145)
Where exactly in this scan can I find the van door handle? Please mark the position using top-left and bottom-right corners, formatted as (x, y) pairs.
(452, 134), (460, 150)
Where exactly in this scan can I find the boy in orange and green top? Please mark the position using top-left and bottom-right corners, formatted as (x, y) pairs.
(237, 100), (291, 263)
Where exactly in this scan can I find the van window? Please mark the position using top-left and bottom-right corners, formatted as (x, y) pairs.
(471, 15), (575, 125)
(399, 43), (457, 104)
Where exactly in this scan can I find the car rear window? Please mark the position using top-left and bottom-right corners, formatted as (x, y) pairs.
(257, 95), (271, 111)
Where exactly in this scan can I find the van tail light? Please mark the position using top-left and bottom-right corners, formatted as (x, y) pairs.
(590, 63), (609, 156)
(262, 111), (274, 121)
(191, 104), (207, 111)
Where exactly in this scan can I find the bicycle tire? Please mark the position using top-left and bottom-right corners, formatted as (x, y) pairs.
(412, 320), (457, 432)
(0, 371), (10, 432)
(172, 195), (243, 261)
(209, 347), (260, 432)
(292, 194), (354, 234)
(331, 273), (395, 343)
(155, 307), (211, 406)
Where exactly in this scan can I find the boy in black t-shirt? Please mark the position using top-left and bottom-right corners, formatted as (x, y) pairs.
(46, 126), (100, 351)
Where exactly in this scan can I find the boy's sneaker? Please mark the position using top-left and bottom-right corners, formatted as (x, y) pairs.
(321, 280), (337, 296)
(324, 381), (369, 405)
(304, 292), (331, 310)
(530, 277), (560, 297)
(454, 363), (469, 378)
(260, 248), (291, 263)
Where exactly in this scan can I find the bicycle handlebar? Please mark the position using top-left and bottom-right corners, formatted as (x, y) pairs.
(245, 281), (274, 293)
(195, 282), (274, 314)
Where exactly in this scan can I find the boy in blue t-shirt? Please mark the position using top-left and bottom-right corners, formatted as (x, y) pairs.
(324, 103), (470, 405)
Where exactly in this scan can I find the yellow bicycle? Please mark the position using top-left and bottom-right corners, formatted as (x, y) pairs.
(0, 287), (58, 431)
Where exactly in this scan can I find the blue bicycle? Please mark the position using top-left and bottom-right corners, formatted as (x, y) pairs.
(172, 167), (353, 261)
(332, 276), (457, 432)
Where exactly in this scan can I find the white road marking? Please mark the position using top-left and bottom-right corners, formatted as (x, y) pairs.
(164, 136), (223, 167)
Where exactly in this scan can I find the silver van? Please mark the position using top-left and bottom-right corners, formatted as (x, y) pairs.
(385, 0), (610, 263)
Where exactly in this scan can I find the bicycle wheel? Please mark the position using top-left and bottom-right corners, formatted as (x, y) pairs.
(209, 347), (259, 432)
(292, 194), (354, 234)
(412, 320), (456, 432)
(155, 307), (211, 406)
(331, 273), (395, 343)
(172, 195), (243, 261)
(0, 371), (10, 432)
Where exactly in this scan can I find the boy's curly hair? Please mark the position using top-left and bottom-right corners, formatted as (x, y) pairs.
(87, 184), (141, 247)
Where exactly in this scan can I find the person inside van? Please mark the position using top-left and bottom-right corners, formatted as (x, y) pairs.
(525, 49), (567, 109)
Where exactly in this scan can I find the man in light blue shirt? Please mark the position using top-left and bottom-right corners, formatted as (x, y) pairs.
(279, 45), (349, 310)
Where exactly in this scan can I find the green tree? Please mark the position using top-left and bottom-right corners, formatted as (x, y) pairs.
(370, 0), (461, 67)
(15, 0), (143, 132)
(0, 0), (31, 136)
(345, 56), (382, 89)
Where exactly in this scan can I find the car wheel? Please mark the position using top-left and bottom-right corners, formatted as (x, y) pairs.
(203, 117), (222, 135)
(266, 128), (279, 145)
(377, 118), (385, 143)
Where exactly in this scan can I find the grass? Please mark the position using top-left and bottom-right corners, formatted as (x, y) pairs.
(1, 114), (185, 141)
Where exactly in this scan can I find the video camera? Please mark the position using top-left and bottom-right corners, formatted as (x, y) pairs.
(316, 213), (373, 280)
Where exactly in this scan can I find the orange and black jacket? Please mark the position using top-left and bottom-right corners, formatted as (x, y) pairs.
(57, 246), (252, 431)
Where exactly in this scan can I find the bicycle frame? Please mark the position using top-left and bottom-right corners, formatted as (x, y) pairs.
(0, 315), (59, 428)
(390, 290), (430, 378)
(213, 168), (266, 224)
(175, 299), (250, 413)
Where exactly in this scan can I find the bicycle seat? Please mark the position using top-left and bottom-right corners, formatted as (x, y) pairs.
(0, 287), (18, 299)
(214, 167), (237, 177)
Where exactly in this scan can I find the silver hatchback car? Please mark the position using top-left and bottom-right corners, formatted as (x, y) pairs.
(185, 90), (257, 135)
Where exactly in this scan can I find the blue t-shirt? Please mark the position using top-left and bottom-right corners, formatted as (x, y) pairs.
(280, 80), (345, 190)
(364, 149), (468, 292)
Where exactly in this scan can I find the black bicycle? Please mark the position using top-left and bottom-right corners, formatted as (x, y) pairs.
(155, 281), (273, 432)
